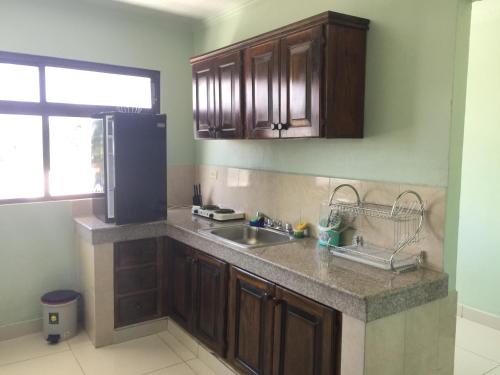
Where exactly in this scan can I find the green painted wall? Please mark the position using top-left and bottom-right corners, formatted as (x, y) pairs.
(457, 0), (500, 318)
(444, 0), (471, 295)
(0, 202), (77, 326)
(194, 0), (464, 187)
(193, 0), (471, 286)
(0, 0), (195, 327)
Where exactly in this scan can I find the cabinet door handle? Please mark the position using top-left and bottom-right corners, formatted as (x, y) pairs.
(135, 302), (143, 310)
(272, 297), (283, 305)
(281, 123), (289, 130)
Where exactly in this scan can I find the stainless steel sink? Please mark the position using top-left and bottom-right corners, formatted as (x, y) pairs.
(199, 224), (297, 249)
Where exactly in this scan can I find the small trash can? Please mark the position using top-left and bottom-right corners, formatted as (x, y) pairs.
(41, 290), (80, 344)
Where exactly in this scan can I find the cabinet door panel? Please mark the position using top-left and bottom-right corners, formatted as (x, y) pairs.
(167, 239), (194, 330)
(280, 26), (323, 138)
(227, 267), (275, 375)
(192, 251), (228, 356)
(115, 238), (157, 268)
(116, 265), (157, 294)
(272, 287), (340, 375)
(193, 60), (215, 139)
(245, 40), (280, 139)
(116, 291), (159, 327)
(214, 52), (243, 139)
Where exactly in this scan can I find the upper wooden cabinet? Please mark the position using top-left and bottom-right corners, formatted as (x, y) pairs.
(245, 39), (280, 139)
(278, 26), (323, 138)
(214, 51), (243, 139)
(192, 52), (243, 139)
(191, 11), (369, 140)
(192, 60), (215, 139)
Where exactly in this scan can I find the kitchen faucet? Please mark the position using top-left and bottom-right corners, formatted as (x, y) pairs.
(256, 212), (293, 234)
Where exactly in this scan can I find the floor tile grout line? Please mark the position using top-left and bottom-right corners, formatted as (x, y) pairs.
(456, 344), (500, 365)
(161, 325), (236, 375)
(157, 331), (198, 360)
(68, 346), (87, 375)
(138, 360), (189, 375)
(0, 346), (71, 368)
(155, 332), (197, 363)
(185, 359), (210, 375)
(484, 365), (500, 375)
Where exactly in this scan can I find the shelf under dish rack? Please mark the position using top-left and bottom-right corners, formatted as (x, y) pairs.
(329, 244), (422, 272)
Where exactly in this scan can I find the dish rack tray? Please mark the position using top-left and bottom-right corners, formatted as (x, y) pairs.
(326, 184), (425, 272)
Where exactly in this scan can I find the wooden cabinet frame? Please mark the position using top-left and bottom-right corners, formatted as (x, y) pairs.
(193, 52), (243, 139)
(227, 266), (341, 375)
(191, 11), (369, 140)
(114, 238), (166, 328)
(166, 238), (229, 356)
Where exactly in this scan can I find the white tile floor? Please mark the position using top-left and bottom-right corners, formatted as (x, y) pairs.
(0, 326), (233, 375)
(455, 317), (500, 375)
(0, 317), (499, 375)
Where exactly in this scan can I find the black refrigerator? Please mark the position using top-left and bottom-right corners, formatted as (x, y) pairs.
(91, 112), (167, 225)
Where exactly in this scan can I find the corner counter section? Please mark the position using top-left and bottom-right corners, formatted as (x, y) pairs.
(74, 209), (456, 374)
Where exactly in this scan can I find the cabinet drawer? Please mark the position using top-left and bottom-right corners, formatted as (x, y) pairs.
(115, 238), (157, 268)
(116, 266), (158, 295)
(116, 291), (159, 327)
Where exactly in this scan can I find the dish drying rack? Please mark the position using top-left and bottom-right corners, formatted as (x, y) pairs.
(326, 184), (425, 273)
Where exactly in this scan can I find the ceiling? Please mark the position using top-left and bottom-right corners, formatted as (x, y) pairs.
(109, 0), (253, 18)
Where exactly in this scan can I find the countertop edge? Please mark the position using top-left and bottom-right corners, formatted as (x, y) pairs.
(74, 214), (449, 322)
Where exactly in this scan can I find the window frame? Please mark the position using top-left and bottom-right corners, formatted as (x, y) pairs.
(0, 51), (161, 205)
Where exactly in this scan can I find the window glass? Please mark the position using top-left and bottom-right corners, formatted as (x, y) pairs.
(45, 67), (152, 108)
(0, 63), (40, 102)
(0, 115), (44, 199)
(49, 116), (102, 196)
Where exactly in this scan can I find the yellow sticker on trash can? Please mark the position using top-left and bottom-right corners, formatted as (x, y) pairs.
(49, 312), (59, 325)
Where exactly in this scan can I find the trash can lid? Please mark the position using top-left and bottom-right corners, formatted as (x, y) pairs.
(41, 290), (80, 304)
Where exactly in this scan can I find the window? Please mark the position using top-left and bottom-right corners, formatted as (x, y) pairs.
(0, 51), (160, 203)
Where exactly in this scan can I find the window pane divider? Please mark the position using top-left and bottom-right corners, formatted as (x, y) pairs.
(0, 50), (161, 205)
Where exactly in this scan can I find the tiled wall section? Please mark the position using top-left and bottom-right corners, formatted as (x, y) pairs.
(196, 165), (446, 271)
(364, 292), (457, 375)
(168, 165), (196, 207)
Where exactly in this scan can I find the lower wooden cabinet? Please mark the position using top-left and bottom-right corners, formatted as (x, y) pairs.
(227, 267), (275, 375)
(272, 287), (341, 375)
(114, 238), (166, 328)
(192, 251), (228, 356)
(166, 238), (228, 356)
(227, 266), (341, 375)
(114, 237), (341, 374)
(167, 239), (194, 330)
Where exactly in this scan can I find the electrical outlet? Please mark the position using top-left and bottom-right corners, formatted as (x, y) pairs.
(209, 169), (218, 180)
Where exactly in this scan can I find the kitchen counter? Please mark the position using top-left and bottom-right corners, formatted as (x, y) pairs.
(75, 208), (448, 322)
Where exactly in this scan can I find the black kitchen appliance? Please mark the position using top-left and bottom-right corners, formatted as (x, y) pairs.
(91, 112), (167, 224)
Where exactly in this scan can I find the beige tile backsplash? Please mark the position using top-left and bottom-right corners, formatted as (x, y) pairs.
(167, 165), (196, 207)
(196, 165), (446, 271)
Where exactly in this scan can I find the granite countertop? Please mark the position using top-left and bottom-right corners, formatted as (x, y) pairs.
(75, 208), (448, 322)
